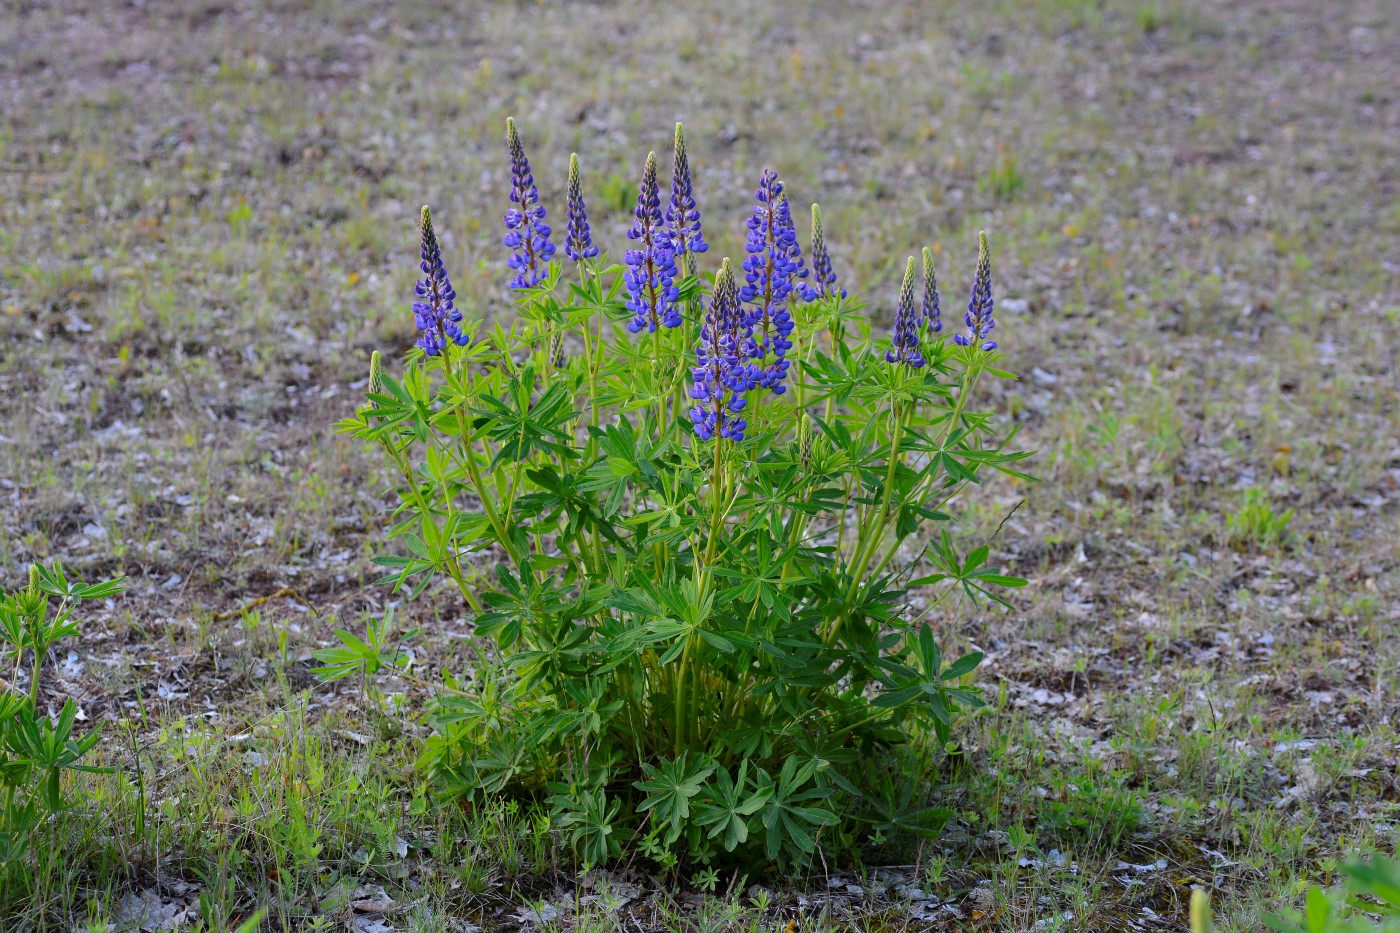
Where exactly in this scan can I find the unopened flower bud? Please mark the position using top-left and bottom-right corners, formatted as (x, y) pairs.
(368, 350), (383, 396)
(549, 331), (567, 369)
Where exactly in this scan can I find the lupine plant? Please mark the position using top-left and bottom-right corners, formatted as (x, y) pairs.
(339, 119), (1032, 871)
(1, 563), (123, 895)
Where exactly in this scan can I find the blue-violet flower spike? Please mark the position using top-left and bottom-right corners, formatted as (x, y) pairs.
(885, 256), (925, 368)
(800, 203), (845, 301)
(624, 151), (682, 334)
(740, 170), (808, 394)
(689, 259), (752, 442)
(503, 117), (556, 289)
(920, 246), (941, 332)
(665, 123), (708, 270)
(954, 231), (996, 351)
(412, 206), (469, 356)
(564, 152), (598, 261)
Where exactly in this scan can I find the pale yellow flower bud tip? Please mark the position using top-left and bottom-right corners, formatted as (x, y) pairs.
(1189, 888), (1212, 933)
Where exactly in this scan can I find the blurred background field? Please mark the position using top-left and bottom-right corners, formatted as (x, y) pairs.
(0, 1), (1397, 930)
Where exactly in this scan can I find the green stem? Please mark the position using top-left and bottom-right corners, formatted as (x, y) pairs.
(438, 347), (519, 565)
(672, 634), (694, 758)
(848, 402), (907, 595)
(824, 402), (906, 649)
(382, 439), (483, 614)
(868, 363), (981, 582)
(578, 260), (601, 435)
(576, 260), (607, 578)
(705, 432), (725, 566)
(29, 646), (44, 706)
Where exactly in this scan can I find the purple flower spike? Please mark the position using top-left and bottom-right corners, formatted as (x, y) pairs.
(564, 153), (598, 261)
(412, 206), (469, 357)
(885, 257), (925, 369)
(919, 246), (941, 332)
(953, 232), (996, 351)
(503, 117), (556, 289)
(799, 203), (845, 301)
(665, 123), (708, 265)
(689, 259), (753, 442)
(624, 152), (682, 334)
(740, 170), (808, 395)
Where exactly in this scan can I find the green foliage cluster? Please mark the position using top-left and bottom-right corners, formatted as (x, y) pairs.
(0, 563), (124, 896)
(1193, 857), (1400, 933)
(1267, 858), (1400, 933)
(1226, 487), (1295, 551)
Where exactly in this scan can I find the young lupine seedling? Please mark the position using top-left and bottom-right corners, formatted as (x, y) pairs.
(338, 119), (1033, 871)
(0, 563), (124, 896)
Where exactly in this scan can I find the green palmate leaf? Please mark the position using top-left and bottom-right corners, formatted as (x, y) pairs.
(507, 616), (593, 689)
(549, 788), (620, 870)
(475, 375), (578, 468)
(694, 761), (772, 852)
(757, 758), (837, 862)
(915, 530), (1027, 608)
(860, 769), (955, 839)
(475, 563), (576, 651)
(310, 609), (416, 682)
(712, 535), (809, 622)
(0, 690), (27, 720)
(635, 754), (717, 845)
(519, 466), (626, 548)
(30, 563), (125, 602)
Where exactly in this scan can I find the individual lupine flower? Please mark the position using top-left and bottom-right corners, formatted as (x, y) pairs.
(563, 153), (598, 261)
(954, 231), (997, 351)
(740, 170), (808, 394)
(502, 117), (557, 289)
(885, 257), (925, 368)
(624, 152), (682, 334)
(664, 123), (708, 268)
(412, 206), (469, 356)
(919, 246), (942, 332)
(799, 203), (844, 301)
(689, 260), (752, 442)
